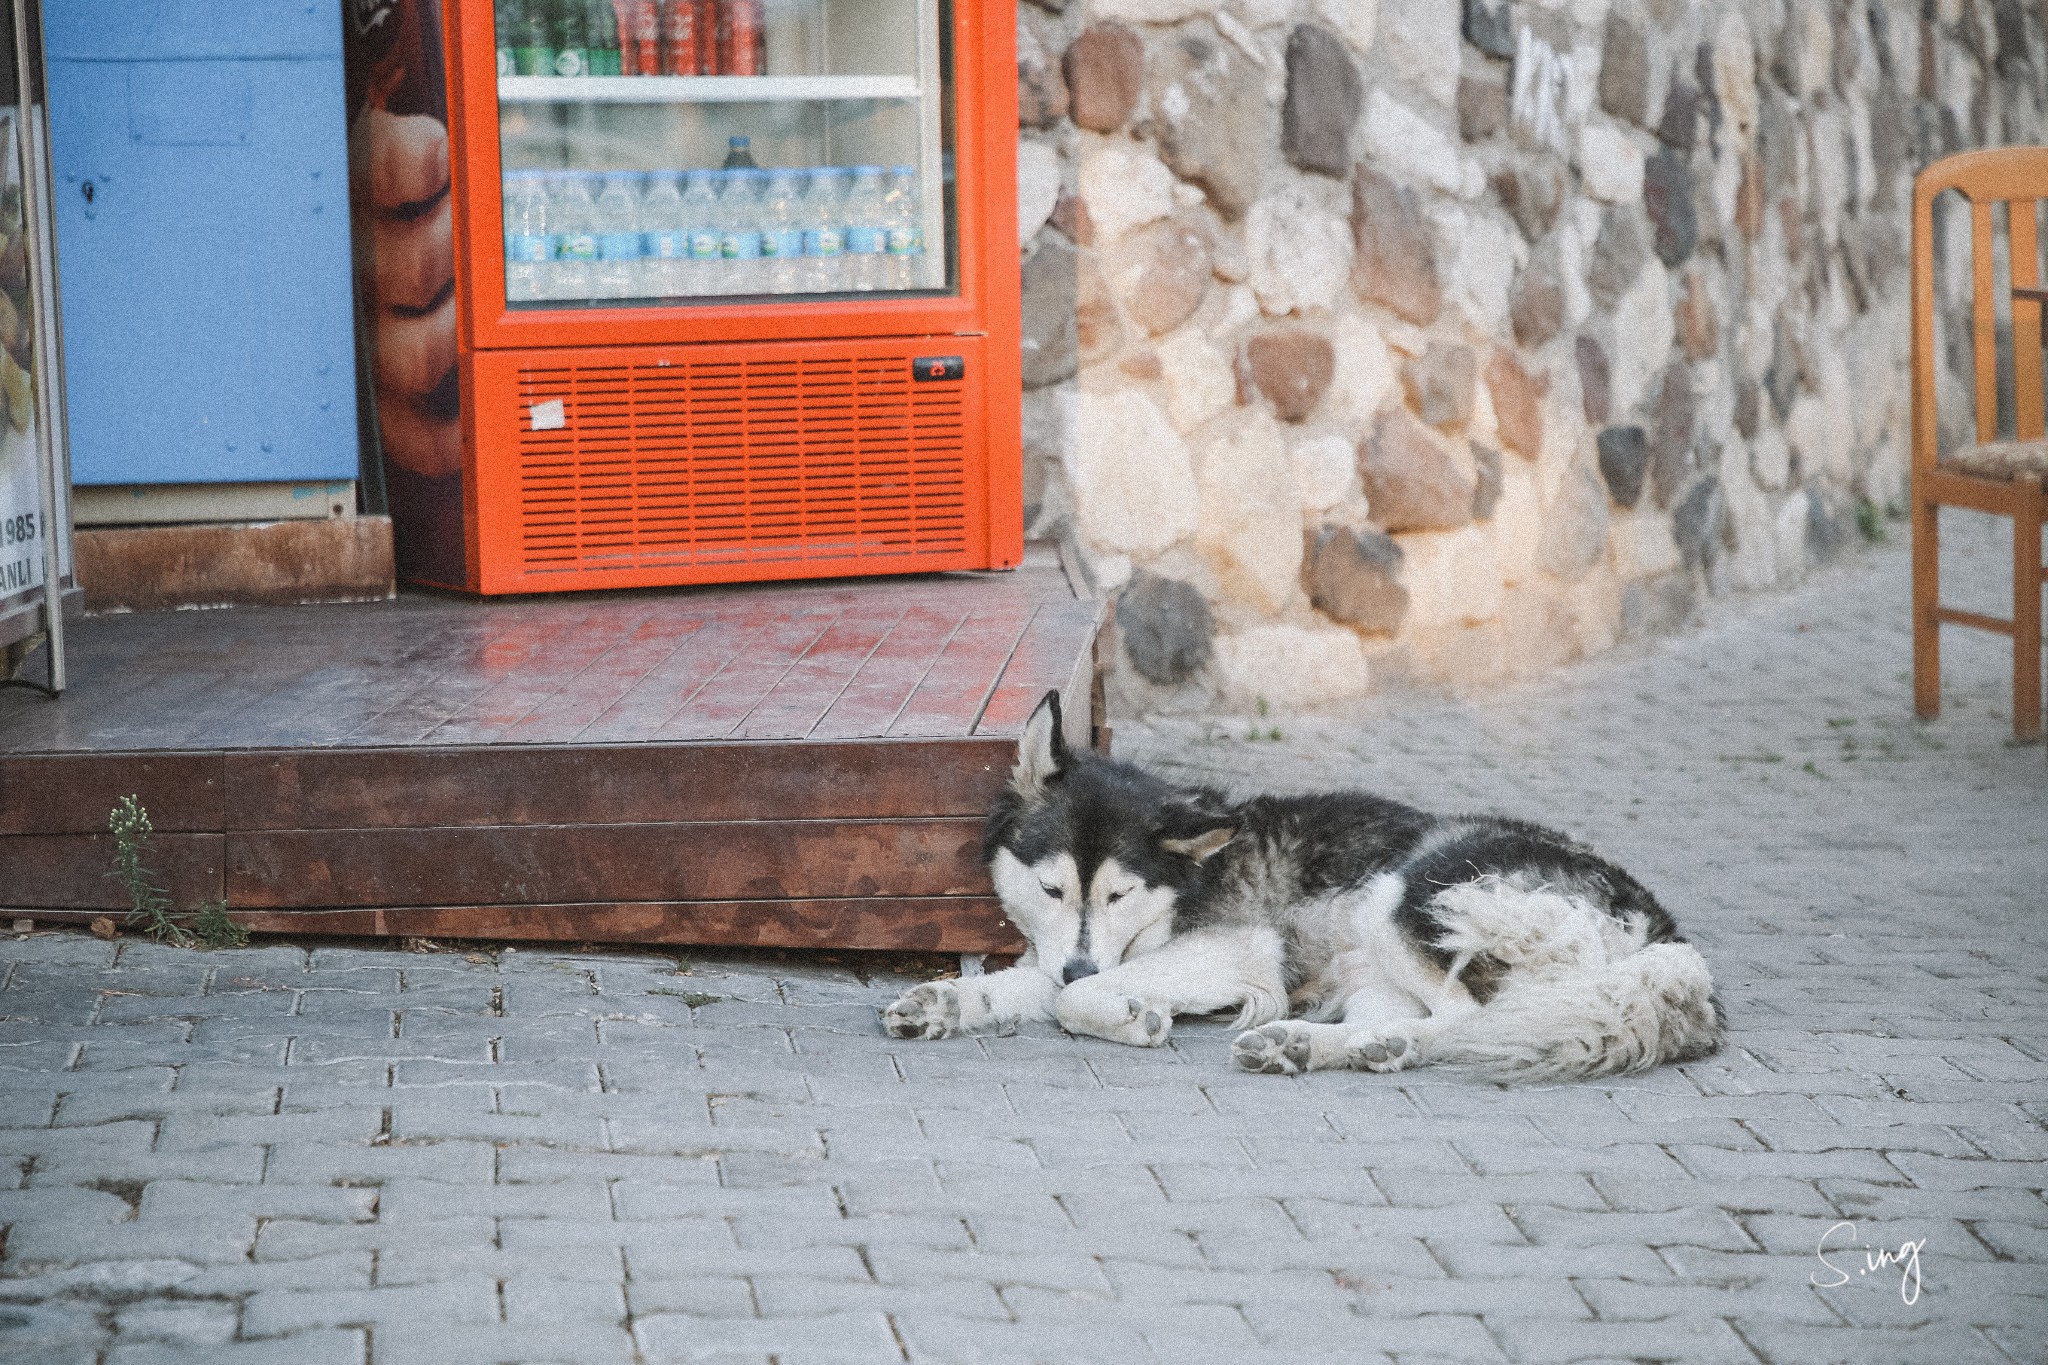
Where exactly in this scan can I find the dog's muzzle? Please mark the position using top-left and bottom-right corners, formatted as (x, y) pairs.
(1061, 958), (1099, 984)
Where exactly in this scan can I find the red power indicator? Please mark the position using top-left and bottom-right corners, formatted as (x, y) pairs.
(913, 355), (965, 382)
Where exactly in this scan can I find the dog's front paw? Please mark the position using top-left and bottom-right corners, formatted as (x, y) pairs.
(883, 981), (964, 1039)
(1056, 989), (1173, 1047)
(1346, 1029), (1419, 1073)
(1232, 1022), (1311, 1074)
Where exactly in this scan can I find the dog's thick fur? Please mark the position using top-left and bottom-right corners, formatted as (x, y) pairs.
(883, 693), (1723, 1080)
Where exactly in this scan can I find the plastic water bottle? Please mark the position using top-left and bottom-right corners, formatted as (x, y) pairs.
(552, 173), (599, 300)
(722, 135), (759, 170)
(801, 166), (848, 292)
(719, 167), (764, 294)
(681, 169), (724, 295)
(882, 164), (922, 291)
(639, 172), (688, 296)
(592, 171), (643, 298)
(759, 167), (804, 293)
(503, 170), (553, 302)
(841, 165), (888, 291)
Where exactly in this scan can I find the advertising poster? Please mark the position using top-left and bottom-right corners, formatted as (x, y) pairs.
(344, 0), (468, 588)
(0, 0), (55, 629)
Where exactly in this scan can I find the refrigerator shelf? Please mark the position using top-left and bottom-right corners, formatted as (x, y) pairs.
(496, 75), (922, 105)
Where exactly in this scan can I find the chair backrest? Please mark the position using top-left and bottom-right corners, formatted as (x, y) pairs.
(1912, 147), (2048, 470)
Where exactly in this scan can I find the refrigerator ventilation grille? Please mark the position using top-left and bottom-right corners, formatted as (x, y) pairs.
(512, 355), (968, 572)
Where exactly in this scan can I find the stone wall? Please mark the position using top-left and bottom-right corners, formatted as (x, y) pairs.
(1014, 0), (2046, 713)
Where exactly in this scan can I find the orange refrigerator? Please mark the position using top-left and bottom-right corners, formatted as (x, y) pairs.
(404, 0), (1020, 594)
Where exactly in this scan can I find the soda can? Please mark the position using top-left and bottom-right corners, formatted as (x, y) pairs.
(719, 0), (765, 76)
(620, 0), (660, 76)
(658, 0), (703, 75)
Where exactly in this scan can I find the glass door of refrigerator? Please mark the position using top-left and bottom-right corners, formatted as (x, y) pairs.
(492, 0), (952, 309)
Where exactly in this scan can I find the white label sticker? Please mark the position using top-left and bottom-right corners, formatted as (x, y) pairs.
(529, 399), (566, 431)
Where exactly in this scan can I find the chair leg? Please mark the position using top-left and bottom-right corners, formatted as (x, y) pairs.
(2015, 484), (2044, 744)
(1913, 492), (1941, 720)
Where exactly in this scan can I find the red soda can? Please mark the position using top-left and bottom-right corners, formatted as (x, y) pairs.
(624, 0), (660, 76)
(693, 0), (719, 72)
(719, 0), (764, 76)
(658, 0), (702, 75)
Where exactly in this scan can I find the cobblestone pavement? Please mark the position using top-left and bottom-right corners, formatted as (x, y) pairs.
(2, 510), (2045, 1365)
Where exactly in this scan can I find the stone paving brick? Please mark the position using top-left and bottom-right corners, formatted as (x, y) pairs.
(105, 1331), (368, 1365)
(374, 1324), (640, 1365)
(4, 517), (2046, 1360)
(1485, 1315), (1763, 1362)
(112, 1299), (240, 1345)
(634, 1310), (903, 1364)
(1734, 1319), (2014, 1364)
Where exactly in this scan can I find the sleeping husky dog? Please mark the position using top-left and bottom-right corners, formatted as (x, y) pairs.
(884, 693), (1722, 1080)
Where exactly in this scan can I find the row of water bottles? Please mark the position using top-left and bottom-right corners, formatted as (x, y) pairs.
(504, 163), (925, 300)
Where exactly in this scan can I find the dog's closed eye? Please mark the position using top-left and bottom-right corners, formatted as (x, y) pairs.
(1105, 889), (1127, 904)
(1040, 883), (1063, 899)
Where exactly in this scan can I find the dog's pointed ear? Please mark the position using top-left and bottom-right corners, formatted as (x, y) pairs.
(1012, 690), (1067, 798)
(1160, 826), (1235, 863)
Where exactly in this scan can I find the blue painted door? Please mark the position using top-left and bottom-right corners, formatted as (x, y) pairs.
(46, 0), (358, 486)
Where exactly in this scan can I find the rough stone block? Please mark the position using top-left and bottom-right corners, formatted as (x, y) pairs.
(1643, 148), (1698, 266)
(1306, 525), (1410, 633)
(1510, 253), (1564, 347)
(1672, 475), (1726, 569)
(1461, 0), (1515, 60)
(1598, 10), (1651, 127)
(1282, 24), (1363, 177)
(1403, 342), (1477, 431)
(1597, 425), (1650, 508)
(1484, 349), (1546, 460)
(1113, 218), (1211, 337)
(1351, 166), (1442, 325)
(1117, 571), (1214, 686)
(1019, 236), (1078, 388)
(1359, 408), (1475, 533)
(1064, 23), (1145, 132)
(1244, 329), (1337, 423)
(1152, 27), (1267, 219)
(1539, 463), (1613, 581)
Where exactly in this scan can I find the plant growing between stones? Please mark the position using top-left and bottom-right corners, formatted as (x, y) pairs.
(106, 795), (246, 948)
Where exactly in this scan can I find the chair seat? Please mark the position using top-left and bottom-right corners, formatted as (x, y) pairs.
(1943, 438), (2048, 483)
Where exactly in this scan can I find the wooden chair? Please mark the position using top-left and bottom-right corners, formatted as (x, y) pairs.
(1911, 148), (2048, 745)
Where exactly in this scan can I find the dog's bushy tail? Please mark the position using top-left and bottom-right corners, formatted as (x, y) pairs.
(1425, 879), (1723, 1082)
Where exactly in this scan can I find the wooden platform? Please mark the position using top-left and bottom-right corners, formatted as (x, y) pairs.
(0, 555), (1104, 952)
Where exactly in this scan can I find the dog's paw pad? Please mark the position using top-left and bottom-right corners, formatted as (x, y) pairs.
(881, 982), (961, 1040)
(1232, 1025), (1300, 1075)
(1347, 1031), (1416, 1073)
(1141, 1009), (1167, 1042)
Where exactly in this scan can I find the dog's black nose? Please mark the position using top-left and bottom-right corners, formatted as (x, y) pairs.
(1061, 958), (1098, 984)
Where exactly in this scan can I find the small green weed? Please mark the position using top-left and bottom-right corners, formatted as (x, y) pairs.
(192, 900), (249, 949)
(1801, 760), (1830, 779)
(650, 988), (721, 1007)
(106, 795), (246, 949)
(1855, 498), (1886, 543)
(108, 796), (189, 946)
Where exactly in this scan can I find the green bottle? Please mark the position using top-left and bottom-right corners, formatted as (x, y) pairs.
(587, 0), (623, 76)
(512, 0), (556, 75)
(554, 0), (591, 76)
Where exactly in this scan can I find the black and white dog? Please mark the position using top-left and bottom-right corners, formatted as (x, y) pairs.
(884, 693), (1722, 1080)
